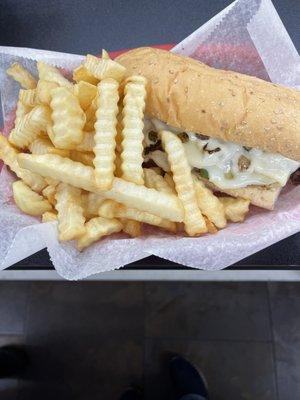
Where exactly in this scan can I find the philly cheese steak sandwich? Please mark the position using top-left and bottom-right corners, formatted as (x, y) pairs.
(117, 47), (300, 209)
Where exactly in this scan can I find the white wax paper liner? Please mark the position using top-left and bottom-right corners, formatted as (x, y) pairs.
(172, 0), (300, 88)
(0, 0), (299, 279)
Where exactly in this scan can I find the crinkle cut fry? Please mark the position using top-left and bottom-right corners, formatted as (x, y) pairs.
(73, 64), (99, 85)
(50, 87), (85, 149)
(0, 134), (46, 192)
(36, 80), (59, 105)
(160, 130), (207, 236)
(19, 89), (36, 107)
(93, 78), (119, 190)
(42, 184), (57, 206)
(29, 137), (70, 157)
(193, 177), (226, 229)
(84, 54), (126, 83)
(121, 76), (147, 185)
(74, 81), (97, 111)
(6, 62), (37, 89)
(98, 200), (176, 232)
(13, 180), (52, 216)
(55, 183), (86, 241)
(9, 105), (51, 149)
(77, 217), (123, 250)
(14, 97), (32, 128)
(17, 153), (184, 222)
(37, 61), (72, 88)
(18, 153), (96, 192)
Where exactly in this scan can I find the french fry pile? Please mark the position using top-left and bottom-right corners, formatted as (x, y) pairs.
(0, 50), (250, 250)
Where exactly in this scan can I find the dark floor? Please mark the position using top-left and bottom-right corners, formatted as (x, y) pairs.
(0, 282), (299, 400)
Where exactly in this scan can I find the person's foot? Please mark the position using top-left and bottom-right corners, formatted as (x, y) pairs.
(170, 355), (209, 399)
(0, 346), (29, 378)
(118, 386), (143, 400)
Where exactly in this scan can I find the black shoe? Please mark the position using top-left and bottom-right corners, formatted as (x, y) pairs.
(170, 355), (209, 400)
(0, 346), (29, 378)
(118, 387), (143, 400)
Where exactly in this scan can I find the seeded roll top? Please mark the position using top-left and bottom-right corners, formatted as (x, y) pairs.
(117, 47), (300, 161)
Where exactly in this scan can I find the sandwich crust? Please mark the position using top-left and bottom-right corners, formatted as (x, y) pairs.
(117, 47), (300, 161)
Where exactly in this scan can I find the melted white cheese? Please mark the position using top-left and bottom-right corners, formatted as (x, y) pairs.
(145, 118), (299, 189)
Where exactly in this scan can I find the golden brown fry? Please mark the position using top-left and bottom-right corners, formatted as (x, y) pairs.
(50, 87), (85, 149)
(13, 180), (52, 216)
(9, 105), (51, 149)
(0, 135), (46, 192)
(36, 80), (59, 105)
(55, 183), (86, 241)
(84, 54), (126, 82)
(219, 197), (250, 222)
(193, 177), (227, 229)
(161, 130), (207, 236)
(70, 150), (94, 166)
(73, 64), (99, 85)
(98, 200), (176, 232)
(17, 153), (184, 221)
(74, 81), (97, 111)
(144, 168), (175, 194)
(42, 211), (58, 223)
(37, 61), (72, 88)
(121, 219), (142, 237)
(19, 89), (36, 107)
(93, 78), (119, 190)
(77, 216), (123, 250)
(6, 63), (37, 89)
(29, 137), (70, 157)
(121, 76), (147, 185)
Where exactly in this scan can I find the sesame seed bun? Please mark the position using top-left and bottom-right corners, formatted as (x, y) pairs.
(117, 47), (300, 161)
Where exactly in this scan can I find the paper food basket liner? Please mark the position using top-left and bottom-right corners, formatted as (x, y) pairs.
(0, 0), (299, 279)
